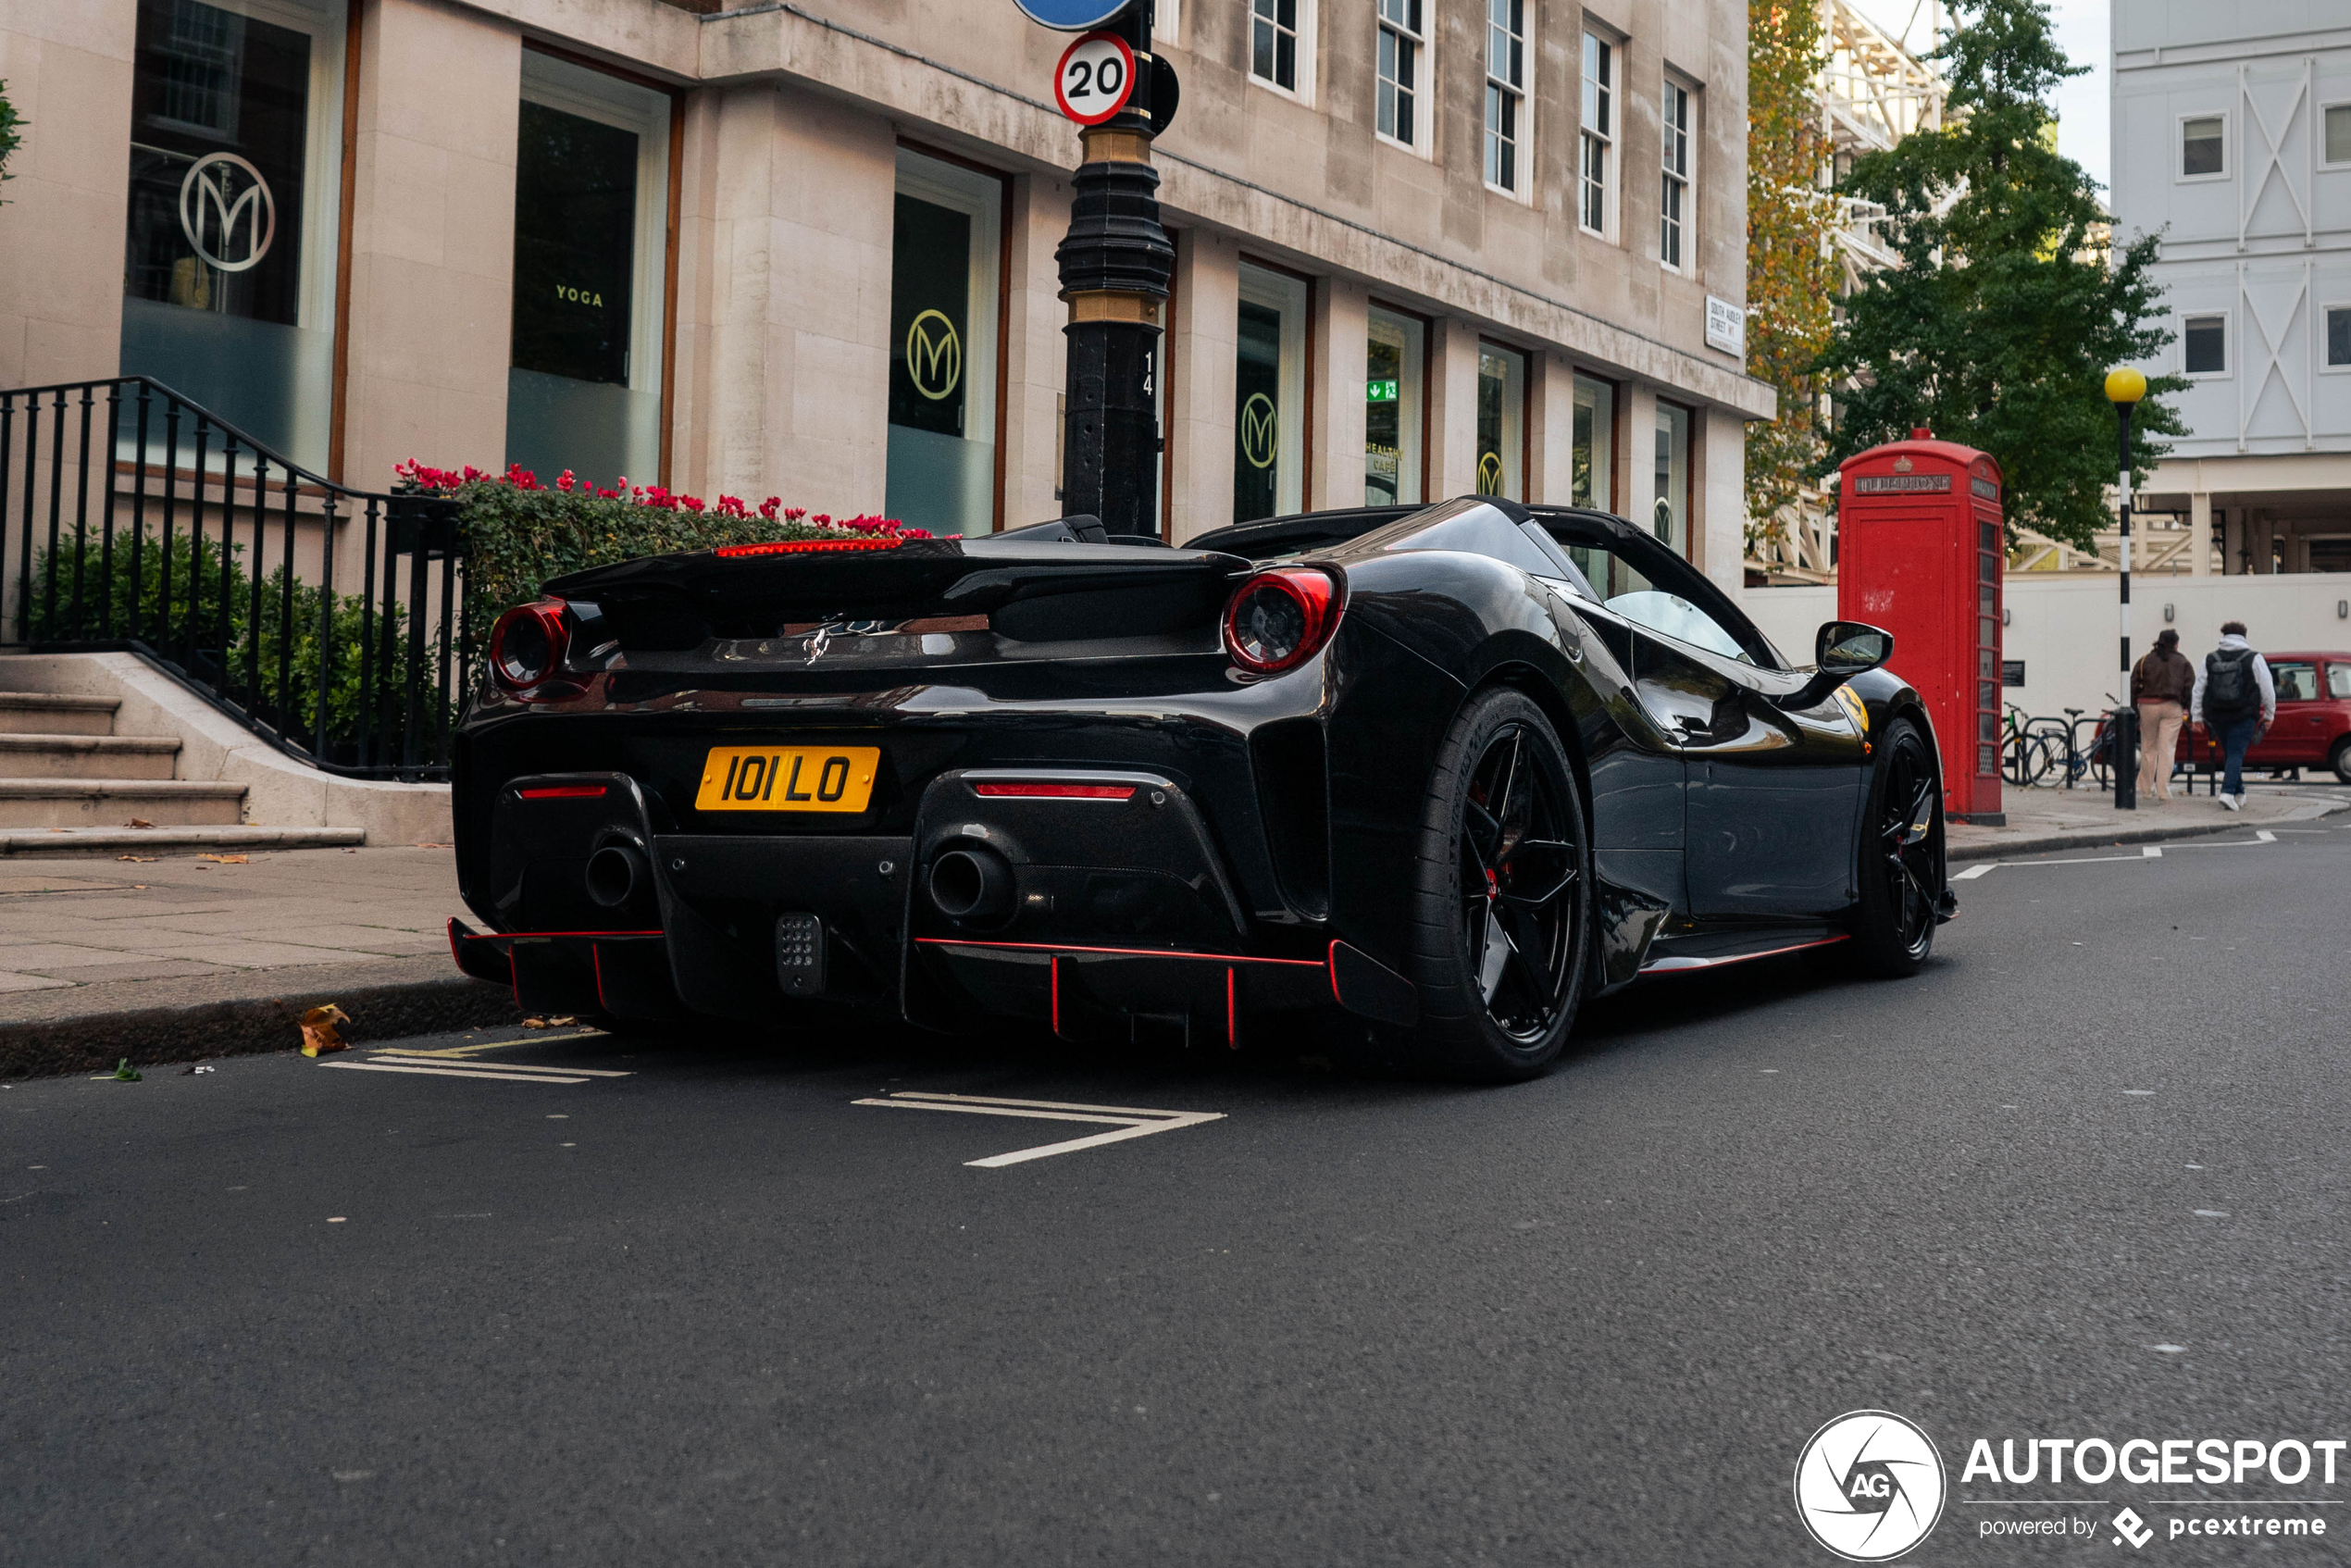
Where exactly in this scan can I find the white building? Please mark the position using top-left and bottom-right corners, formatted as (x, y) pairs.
(2113, 1), (2351, 576)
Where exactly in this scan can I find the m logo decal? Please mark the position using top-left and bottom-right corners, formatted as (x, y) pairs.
(1477, 450), (1506, 495)
(905, 309), (963, 401)
(1240, 392), (1279, 470)
(177, 153), (277, 275)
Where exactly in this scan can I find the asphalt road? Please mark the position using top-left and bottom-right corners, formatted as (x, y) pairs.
(6, 798), (2351, 1567)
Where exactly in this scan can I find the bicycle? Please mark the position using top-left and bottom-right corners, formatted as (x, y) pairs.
(2000, 703), (2055, 787)
(2038, 702), (2118, 791)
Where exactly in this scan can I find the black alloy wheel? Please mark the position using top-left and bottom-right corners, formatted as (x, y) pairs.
(1404, 688), (1590, 1079)
(1849, 716), (1940, 977)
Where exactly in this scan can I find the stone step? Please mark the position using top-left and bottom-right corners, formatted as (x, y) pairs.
(0, 824), (365, 857)
(0, 692), (120, 736)
(0, 778), (245, 828)
(0, 733), (180, 780)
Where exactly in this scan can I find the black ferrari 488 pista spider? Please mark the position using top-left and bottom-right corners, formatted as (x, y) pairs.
(448, 495), (1953, 1079)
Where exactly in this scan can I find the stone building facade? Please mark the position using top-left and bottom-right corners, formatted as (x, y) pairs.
(0, 0), (1769, 587)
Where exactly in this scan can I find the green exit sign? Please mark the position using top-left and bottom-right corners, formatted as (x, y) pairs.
(1366, 379), (1399, 403)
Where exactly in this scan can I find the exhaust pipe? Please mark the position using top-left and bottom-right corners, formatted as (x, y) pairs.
(928, 845), (1014, 920)
(585, 843), (650, 910)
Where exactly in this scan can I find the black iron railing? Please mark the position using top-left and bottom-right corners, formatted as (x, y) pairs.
(0, 376), (465, 780)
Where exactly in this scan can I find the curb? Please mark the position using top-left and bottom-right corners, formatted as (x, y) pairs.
(1947, 798), (2342, 862)
(0, 969), (522, 1082)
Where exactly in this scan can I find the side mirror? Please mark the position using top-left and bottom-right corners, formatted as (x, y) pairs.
(1817, 620), (1893, 675)
(1778, 620), (1895, 710)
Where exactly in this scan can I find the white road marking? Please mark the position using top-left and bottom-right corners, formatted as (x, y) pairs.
(317, 1061), (592, 1085)
(1956, 828), (2285, 877)
(852, 1090), (1225, 1167)
(367, 1054), (632, 1078)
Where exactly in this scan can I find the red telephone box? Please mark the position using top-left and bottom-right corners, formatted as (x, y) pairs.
(1837, 429), (2005, 823)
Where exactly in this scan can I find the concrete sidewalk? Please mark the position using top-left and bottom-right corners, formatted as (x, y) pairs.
(1946, 781), (2345, 860)
(0, 845), (516, 1079)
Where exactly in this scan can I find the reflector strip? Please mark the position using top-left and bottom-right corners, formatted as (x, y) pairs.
(715, 536), (905, 557)
(916, 937), (1323, 967)
(516, 784), (608, 800)
(972, 781), (1137, 800)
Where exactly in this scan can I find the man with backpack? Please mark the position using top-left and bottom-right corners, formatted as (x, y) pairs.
(2191, 620), (2276, 810)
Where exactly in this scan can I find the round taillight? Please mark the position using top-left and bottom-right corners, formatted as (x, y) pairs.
(489, 600), (570, 695)
(1223, 567), (1339, 675)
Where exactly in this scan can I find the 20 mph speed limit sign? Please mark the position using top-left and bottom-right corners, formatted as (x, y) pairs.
(1053, 31), (1136, 126)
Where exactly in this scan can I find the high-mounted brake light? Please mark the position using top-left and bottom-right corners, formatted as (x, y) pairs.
(973, 781), (1137, 800)
(517, 784), (608, 800)
(715, 537), (906, 558)
(488, 599), (574, 699)
(1222, 566), (1340, 676)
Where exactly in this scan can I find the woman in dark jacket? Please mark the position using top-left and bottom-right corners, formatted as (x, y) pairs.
(2132, 628), (2196, 802)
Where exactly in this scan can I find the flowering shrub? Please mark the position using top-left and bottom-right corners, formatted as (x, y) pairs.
(393, 462), (930, 656)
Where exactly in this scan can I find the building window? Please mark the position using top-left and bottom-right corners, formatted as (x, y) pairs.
(2326, 305), (2351, 368)
(882, 149), (1004, 539)
(2327, 105), (2351, 166)
(1235, 260), (1309, 524)
(1476, 342), (1524, 500)
(121, 0), (345, 470)
(2181, 115), (2224, 178)
(1252, 0), (1300, 93)
(1661, 78), (1690, 270)
(1365, 304), (1424, 505)
(1485, 0), (1524, 193)
(1580, 32), (1613, 236)
(1572, 375), (1614, 509)
(2183, 314), (2227, 375)
(1654, 402), (1690, 556)
(1376, 0), (1423, 147)
(507, 51), (672, 491)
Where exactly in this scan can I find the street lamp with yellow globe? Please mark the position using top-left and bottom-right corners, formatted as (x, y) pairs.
(2107, 367), (2146, 808)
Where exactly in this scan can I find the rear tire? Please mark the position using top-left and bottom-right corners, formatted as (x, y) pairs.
(2331, 737), (2351, 786)
(1849, 716), (1940, 977)
(1400, 689), (1592, 1081)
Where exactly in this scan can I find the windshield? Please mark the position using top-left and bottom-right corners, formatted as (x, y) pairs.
(1604, 590), (1754, 664)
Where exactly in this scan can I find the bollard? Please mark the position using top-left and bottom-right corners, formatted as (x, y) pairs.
(2112, 703), (2138, 809)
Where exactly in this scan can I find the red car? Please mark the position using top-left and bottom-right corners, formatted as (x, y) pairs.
(2180, 649), (2351, 784)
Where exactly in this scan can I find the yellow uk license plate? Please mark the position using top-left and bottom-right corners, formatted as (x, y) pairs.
(693, 746), (880, 813)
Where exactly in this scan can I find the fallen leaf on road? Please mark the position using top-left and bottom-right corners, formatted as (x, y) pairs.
(124, 818), (155, 829)
(300, 1003), (350, 1058)
(116, 855), (157, 863)
(197, 853), (249, 865)
(414, 841), (451, 850)
(108, 1058), (142, 1082)
(522, 1015), (578, 1028)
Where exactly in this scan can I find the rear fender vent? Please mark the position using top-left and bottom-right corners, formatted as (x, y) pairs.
(1250, 718), (1330, 920)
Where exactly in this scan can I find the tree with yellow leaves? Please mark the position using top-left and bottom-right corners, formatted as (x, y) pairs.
(1745, 0), (1837, 553)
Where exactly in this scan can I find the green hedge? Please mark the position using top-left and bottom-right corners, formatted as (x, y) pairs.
(28, 530), (413, 751)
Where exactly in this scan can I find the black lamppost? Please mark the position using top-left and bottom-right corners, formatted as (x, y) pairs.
(2106, 367), (2146, 810)
(1022, 1), (1175, 538)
